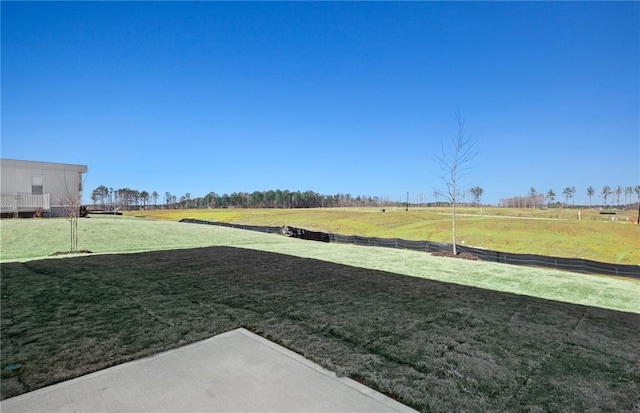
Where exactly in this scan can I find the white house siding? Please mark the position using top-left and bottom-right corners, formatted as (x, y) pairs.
(1, 159), (88, 217)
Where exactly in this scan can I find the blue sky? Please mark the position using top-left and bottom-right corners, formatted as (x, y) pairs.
(2, 1), (638, 205)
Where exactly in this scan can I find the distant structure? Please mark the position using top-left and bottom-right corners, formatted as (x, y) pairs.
(1, 159), (88, 218)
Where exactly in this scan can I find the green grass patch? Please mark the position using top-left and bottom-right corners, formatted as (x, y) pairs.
(1, 247), (639, 411)
(0, 215), (288, 261)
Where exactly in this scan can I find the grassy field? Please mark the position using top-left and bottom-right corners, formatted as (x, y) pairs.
(1, 216), (639, 411)
(128, 207), (640, 264)
(1, 216), (638, 313)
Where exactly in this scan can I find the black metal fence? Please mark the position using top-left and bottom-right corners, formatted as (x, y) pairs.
(179, 218), (640, 278)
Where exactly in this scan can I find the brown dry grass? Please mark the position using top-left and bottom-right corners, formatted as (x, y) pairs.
(129, 207), (640, 264)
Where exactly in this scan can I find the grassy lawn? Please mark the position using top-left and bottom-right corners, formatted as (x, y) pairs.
(129, 207), (640, 264)
(1, 247), (639, 411)
(1, 216), (639, 411)
(0, 215), (288, 261)
(2, 216), (638, 313)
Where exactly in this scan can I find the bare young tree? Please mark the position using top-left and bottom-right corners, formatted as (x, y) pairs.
(437, 110), (479, 255)
(63, 195), (81, 252)
(58, 175), (87, 252)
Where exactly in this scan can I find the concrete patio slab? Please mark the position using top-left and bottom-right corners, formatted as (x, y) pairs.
(1, 328), (417, 412)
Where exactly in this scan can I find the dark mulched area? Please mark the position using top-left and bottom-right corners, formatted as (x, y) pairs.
(430, 251), (481, 260)
(50, 250), (93, 256)
(2, 246), (638, 412)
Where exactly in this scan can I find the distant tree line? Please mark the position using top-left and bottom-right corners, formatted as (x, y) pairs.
(431, 186), (484, 207)
(184, 190), (390, 209)
(499, 185), (640, 209)
(90, 186), (405, 210)
(91, 184), (638, 211)
(90, 186), (159, 210)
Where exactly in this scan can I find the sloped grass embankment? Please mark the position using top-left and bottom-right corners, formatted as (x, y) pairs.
(130, 207), (640, 264)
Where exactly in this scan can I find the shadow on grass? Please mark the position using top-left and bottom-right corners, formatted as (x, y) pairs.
(1, 246), (639, 412)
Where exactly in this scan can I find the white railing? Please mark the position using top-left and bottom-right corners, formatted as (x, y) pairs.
(1, 192), (51, 213)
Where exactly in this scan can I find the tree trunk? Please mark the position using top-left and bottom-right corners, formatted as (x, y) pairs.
(452, 200), (457, 255)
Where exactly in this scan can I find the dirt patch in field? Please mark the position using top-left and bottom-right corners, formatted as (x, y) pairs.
(431, 251), (481, 260)
(50, 250), (93, 256)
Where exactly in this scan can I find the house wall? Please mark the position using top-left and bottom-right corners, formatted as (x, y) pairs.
(1, 159), (88, 213)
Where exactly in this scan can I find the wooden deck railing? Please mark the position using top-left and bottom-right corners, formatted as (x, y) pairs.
(1, 192), (51, 213)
